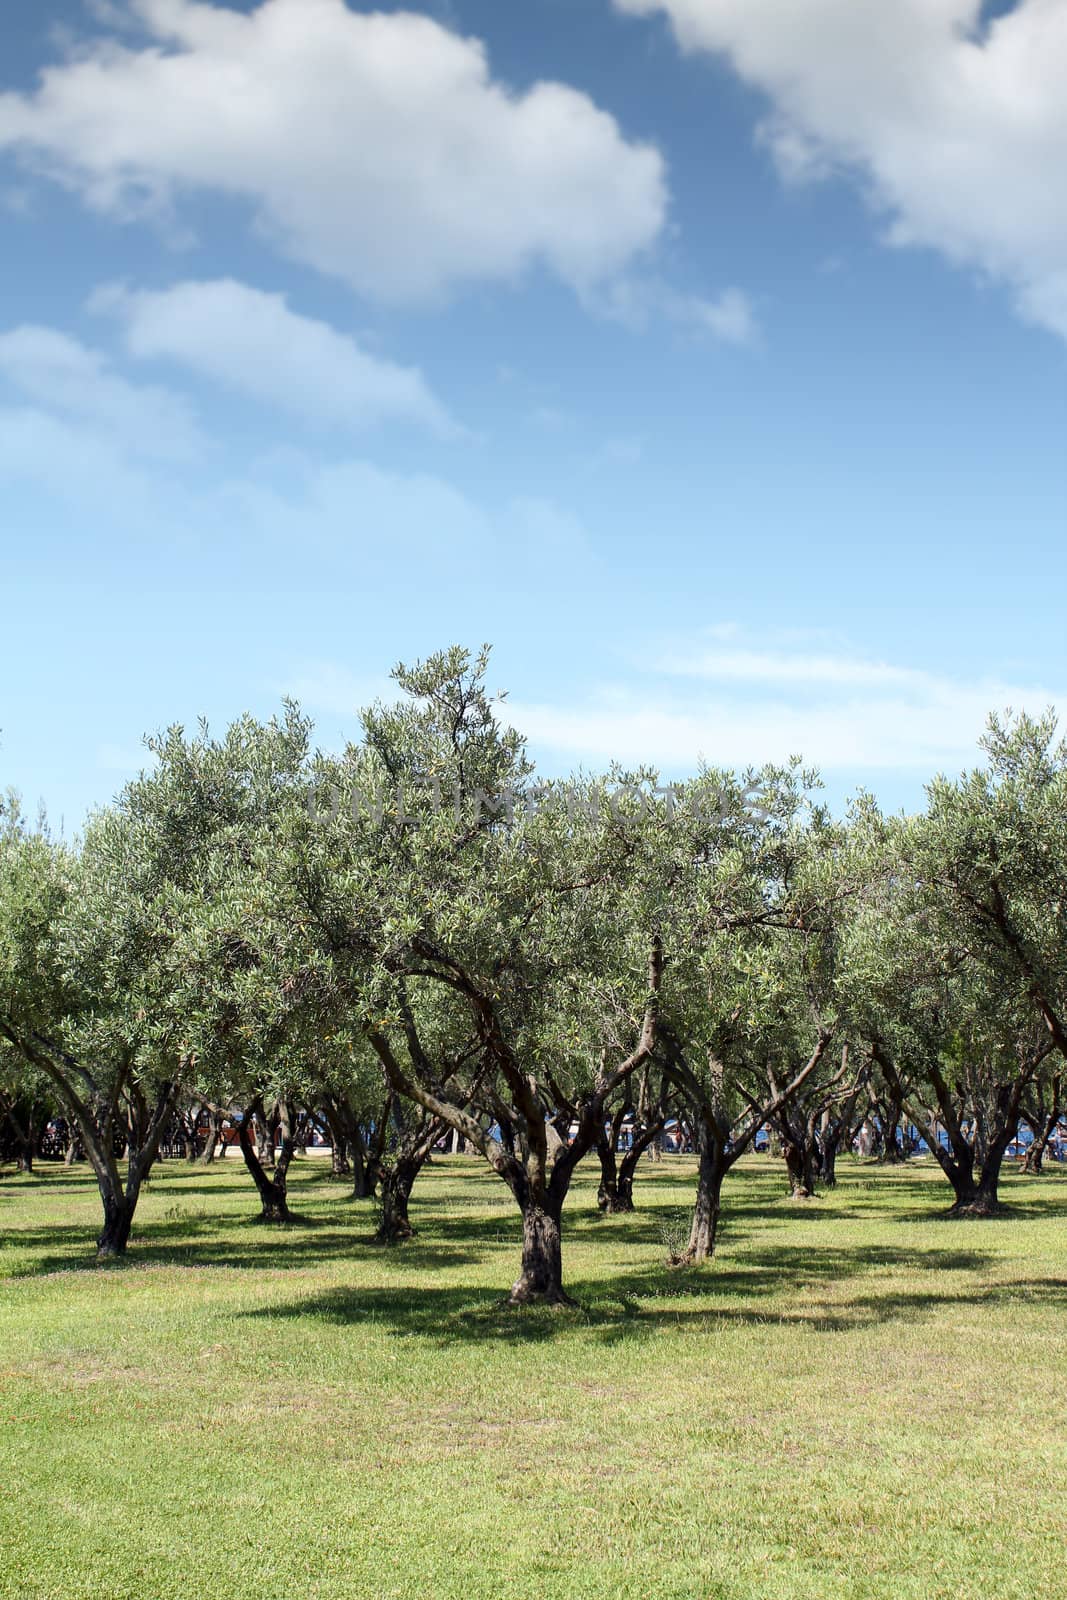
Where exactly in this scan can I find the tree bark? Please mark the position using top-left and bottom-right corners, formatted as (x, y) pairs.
(677, 1124), (725, 1264)
(2, 1100), (39, 1173)
(238, 1103), (292, 1222)
(375, 1160), (417, 1242)
(350, 1136), (376, 1199)
(196, 1105), (223, 1166)
(948, 1106), (1018, 1216)
(1021, 1078), (1060, 1174)
(321, 1095), (352, 1176)
(595, 1119), (631, 1213)
(254, 1111), (273, 1168)
(782, 1128), (817, 1199)
(880, 1106), (903, 1163)
(816, 1117), (843, 1188)
(352, 1097), (391, 1201)
(509, 1201), (572, 1306)
(615, 1118), (664, 1209)
(97, 1187), (138, 1259)
(375, 1115), (444, 1242)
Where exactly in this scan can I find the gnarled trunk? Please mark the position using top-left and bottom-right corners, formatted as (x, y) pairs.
(950, 1132), (1012, 1216)
(350, 1138), (376, 1199)
(669, 1111), (730, 1266)
(375, 1115), (443, 1243)
(932, 1141), (978, 1211)
(782, 1130), (816, 1199)
(880, 1111), (903, 1162)
(816, 1127), (840, 1188)
(1022, 1083), (1061, 1175)
(322, 1098), (352, 1177)
(238, 1104), (293, 1222)
(616, 1118), (664, 1211)
(595, 1126), (631, 1213)
(375, 1161), (417, 1242)
(254, 1111), (273, 1168)
(678, 1128), (725, 1265)
(509, 1202), (572, 1305)
(1022, 1136), (1045, 1175)
(196, 1105), (223, 1166)
(352, 1099), (391, 1200)
(97, 1188), (137, 1259)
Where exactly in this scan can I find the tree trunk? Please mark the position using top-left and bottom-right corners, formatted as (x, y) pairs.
(816, 1130), (838, 1187)
(350, 1139), (377, 1199)
(617, 1118), (663, 1210)
(1022, 1131), (1045, 1175)
(938, 1151), (979, 1212)
(678, 1130), (725, 1265)
(1022, 1088), (1060, 1174)
(509, 1202), (572, 1305)
(64, 1135), (79, 1166)
(238, 1107), (292, 1222)
(595, 1128), (631, 1212)
(352, 1100), (391, 1201)
(950, 1132), (1012, 1216)
(96, 1189), (137, 1259)
(196, 1105), (223, 1166)
(254, 1112), (273, 1168)
(782, 1131), (816, 1199)
(375, 1160), (417, 1242)
(322, 1096), (359, 1179)
(880, 1110), (903, 1162)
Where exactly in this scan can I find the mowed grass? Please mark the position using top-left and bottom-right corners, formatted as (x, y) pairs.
(1, 1154), (1065, 1600)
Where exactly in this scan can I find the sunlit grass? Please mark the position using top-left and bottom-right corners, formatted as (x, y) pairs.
(1, 1153), (1065, 1599)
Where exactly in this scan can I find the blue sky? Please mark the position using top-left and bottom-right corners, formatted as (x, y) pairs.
(2, 0), (1065, 830)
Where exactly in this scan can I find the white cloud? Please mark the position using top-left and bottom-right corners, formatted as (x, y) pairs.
(598, 276), (761, 345)
(213, 454), (492, 556)
(656, 644), (922, 689)
(678, 286), (760, 346)
(613, 0), (1067, 342)
(0, 326), (593, 570)
(92, 277), (459, 436)
(0, 0), (667, 303)
(502, 632), (1066, 776)
(0, 324), (205, 462)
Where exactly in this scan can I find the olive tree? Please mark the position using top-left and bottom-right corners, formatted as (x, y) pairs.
(267, 647), (664, 1304)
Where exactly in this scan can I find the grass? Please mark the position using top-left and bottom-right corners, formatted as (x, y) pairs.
(1, 1153), (1065, 1600)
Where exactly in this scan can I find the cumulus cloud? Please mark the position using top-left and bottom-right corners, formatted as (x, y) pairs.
(613, 0), (1067, 341)
(0, 324), (205, 462)
(0, 0), (667, 303)
(92, 278), (459, 436)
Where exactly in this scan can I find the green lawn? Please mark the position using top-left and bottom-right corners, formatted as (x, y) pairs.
(1, 1153), (1065, 1600)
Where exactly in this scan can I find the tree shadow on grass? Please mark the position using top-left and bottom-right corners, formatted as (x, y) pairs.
(890, 1195), (1067, 1223)
(5, 1210), (492, 1278)
(233, 1236), (1053, 1346)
